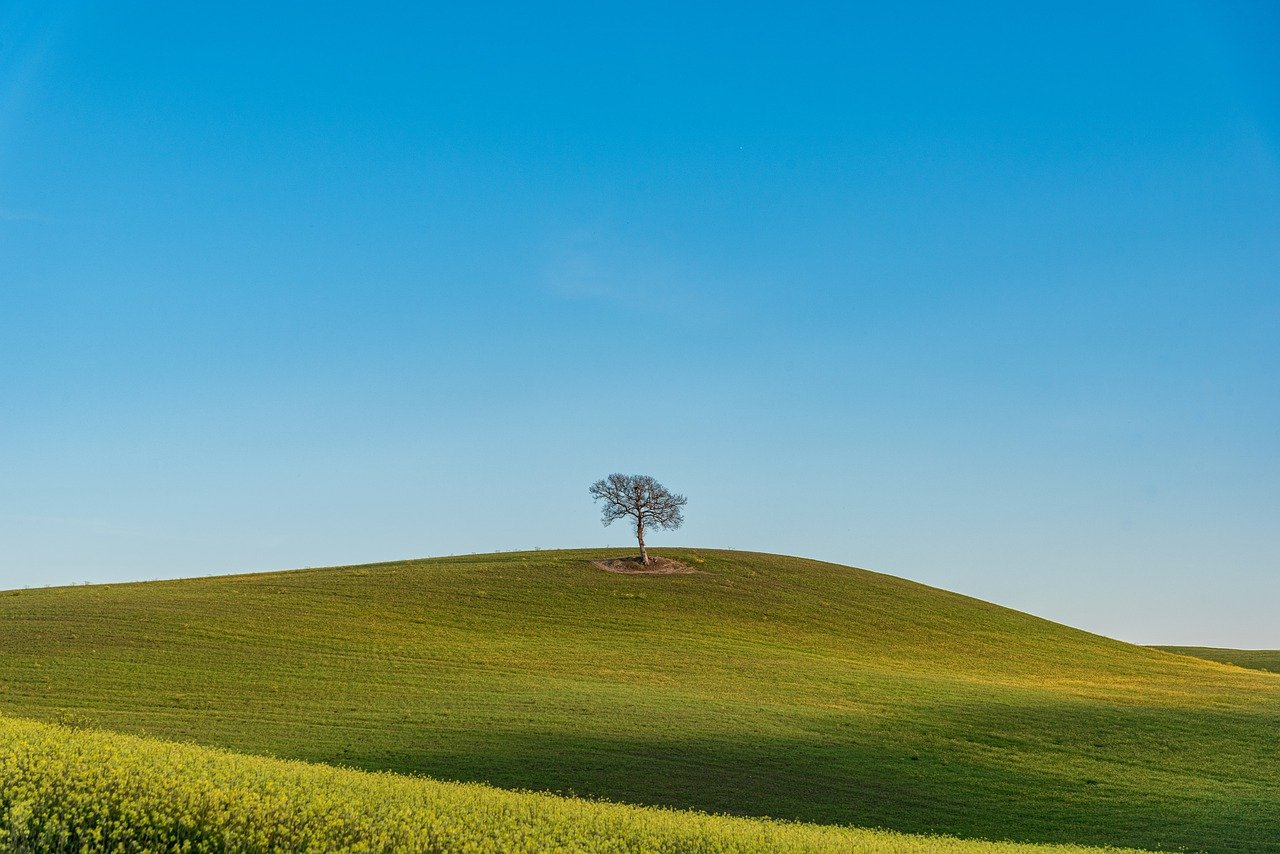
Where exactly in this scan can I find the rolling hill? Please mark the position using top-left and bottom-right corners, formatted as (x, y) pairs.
(1150, 645), (1280, 674)
(1, 549), (1276, 852)
(0, 714), (1149, 853)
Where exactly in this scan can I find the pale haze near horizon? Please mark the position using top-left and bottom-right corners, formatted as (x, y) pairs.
(1, 2), (1277, 647)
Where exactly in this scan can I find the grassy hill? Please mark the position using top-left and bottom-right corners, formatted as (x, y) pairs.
(1150, 645), (1280, 674)
(1, 548), (1276, 852)
(0, 715), (1149, 853)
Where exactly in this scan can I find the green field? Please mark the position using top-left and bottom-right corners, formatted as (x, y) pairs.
(1, 549), (1276, 852)
(1151, 645), (1280, 674)
(0, 714), (1149, 853)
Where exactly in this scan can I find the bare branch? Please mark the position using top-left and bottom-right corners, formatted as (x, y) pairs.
(589, 473), (687, 564)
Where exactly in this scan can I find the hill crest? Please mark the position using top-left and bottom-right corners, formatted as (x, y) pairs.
(1, 548), (1276, 852)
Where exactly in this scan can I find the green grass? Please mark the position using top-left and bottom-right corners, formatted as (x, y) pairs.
(0, 715), (1149, 853)
(1150, 645), (1280, 674)
(1, 548), (1276, 852)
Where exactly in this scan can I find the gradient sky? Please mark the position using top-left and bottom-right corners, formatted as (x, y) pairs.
(2, 2), (1277, 646)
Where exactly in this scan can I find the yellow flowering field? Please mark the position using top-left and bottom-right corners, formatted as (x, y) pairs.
(0, 715), (1147, 854)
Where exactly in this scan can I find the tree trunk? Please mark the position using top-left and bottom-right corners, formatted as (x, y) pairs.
(637, 520), (649, 564)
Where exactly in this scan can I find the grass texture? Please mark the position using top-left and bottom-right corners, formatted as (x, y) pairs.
(0, 715), (1151, 854)
(1, 549), (1276, 852)
(1150, 645), (1280, 674)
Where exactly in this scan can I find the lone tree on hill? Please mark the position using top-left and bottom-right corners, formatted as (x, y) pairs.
(589, 473), (686, 565)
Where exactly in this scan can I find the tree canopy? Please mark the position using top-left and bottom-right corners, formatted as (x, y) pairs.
(589, 474), (686, 565)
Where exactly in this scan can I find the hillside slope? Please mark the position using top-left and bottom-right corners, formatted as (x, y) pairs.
(1, 549), (1276, 852)
(1151, 645), (1280, 674)
(0, 714), (1150, 853)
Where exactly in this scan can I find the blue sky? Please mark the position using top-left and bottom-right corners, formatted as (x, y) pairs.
(2, 1), (1277, 646)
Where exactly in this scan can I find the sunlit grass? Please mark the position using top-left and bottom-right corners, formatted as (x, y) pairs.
(1151, 645), (1280, 674)
(0, 715), (1151, 853)
(1, 549), (1276, 851)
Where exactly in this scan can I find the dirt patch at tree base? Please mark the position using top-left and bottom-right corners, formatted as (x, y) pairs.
(591, 556), (698, 575)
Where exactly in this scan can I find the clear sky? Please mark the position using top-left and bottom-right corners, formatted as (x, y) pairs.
(2, 2), (1277, 646)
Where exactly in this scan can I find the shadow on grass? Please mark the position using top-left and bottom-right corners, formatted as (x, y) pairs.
(324, 710), (1277, 854)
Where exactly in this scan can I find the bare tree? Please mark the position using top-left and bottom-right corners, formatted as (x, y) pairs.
(589, 474), (686, 564)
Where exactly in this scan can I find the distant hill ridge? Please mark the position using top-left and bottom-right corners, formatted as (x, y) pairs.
(1150, 645), (1280, 674)
(1, 548), (1276, 852)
